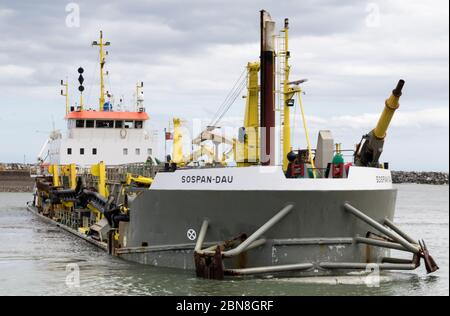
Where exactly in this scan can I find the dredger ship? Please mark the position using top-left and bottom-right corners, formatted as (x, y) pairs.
(28, 11), (438, 280)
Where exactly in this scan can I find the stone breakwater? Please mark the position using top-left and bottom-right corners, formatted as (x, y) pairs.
(391, 171), (449, 185)
(0, 170), (34, 193)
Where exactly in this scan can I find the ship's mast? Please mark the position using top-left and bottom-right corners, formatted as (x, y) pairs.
(92, 31), (110, 111)
(60, 78), (69, 114)
(282, 18), (291, 171)
(260, 10), (276, 166)
(136, 81), (144, 111)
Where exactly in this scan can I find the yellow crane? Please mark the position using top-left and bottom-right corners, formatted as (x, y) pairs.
(61, 164), (77, 190)
(278, 19), (316, 177)
(281, 19), (291, 171)
(172, 118), (185, 165)
(126, 174), (153, 187)
(237, 62), (260, 166)
(189, 145), (216, 163)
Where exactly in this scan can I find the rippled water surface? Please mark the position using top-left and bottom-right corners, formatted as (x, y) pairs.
(0, 184), (448, 296)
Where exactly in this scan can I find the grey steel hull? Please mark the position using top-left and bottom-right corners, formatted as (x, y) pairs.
(118, 188), (397, 276)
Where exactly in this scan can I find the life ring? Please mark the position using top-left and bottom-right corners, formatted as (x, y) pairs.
(120, 128), (127, 139)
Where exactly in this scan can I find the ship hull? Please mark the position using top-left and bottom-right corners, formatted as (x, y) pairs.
(118, 166), (397, 276)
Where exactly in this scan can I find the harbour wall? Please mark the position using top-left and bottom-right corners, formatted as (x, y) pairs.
(0, 170), (34, 193)
(0, 163), (34, 192)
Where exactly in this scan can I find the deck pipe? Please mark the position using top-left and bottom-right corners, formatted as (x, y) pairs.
(383, 217), (418, 245)
(194, 220), (209, 252)
(225, 263), (313, 276)
(343, 203), (420, 254)
(381, 257), (415, 264)
(320, 262), (418, 271)
(222, 204), (294, 257)
(198, 239), (267, 257)
(354, 236), (413, 253)
(223, 238), (267, 258)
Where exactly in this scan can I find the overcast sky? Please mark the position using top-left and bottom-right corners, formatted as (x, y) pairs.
(0, 0), (448, 171)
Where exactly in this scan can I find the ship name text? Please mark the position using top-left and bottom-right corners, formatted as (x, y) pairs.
(181, 175), (234, 184)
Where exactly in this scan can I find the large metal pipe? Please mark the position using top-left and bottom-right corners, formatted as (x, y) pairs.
(354, 80), (405, 167)
(354, 236), (413, 253)
(194, 220), (209, 252)
(260, 10), (276, 166)
(320, 262), (418, 271)
(222, 204), (294, 257)
(225, 263), (313, 276)
(344, 203), (420, 254)
(383, 218), (417, 245)
(222, 238), (266, 258)
(198, 239), (267, 256)
(373, 80), (404, 139)
(382, 257), (415, 264)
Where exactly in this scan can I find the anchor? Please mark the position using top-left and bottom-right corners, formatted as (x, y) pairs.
(194, 245), (225, 280)
(419, 239), (439, 274)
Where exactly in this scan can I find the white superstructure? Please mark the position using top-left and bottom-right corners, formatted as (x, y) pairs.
(37, 31), (159, 167)
(39, 110), (158, 166)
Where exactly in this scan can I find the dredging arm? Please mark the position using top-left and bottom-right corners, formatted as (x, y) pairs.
(354, 80), (405, 167)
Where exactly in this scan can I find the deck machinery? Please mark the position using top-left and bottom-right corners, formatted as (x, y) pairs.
(28, 10), (438, 280)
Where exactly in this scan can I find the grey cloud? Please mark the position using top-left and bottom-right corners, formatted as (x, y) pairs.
(0, 0), (367, 69)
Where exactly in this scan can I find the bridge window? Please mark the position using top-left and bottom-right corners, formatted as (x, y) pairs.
(92, 148), (97, 155)
(96, 120), (114, 128)
(76, 120), (85, 128)
(124, 121), (133, 129)
(123, 148), (128, 155)
(67, 148), (72, 155)
(115, 120), (123, 128)
(135, 121), (143, 129)
(80, 148), (85, 155)
(86, 120), (94, 128)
